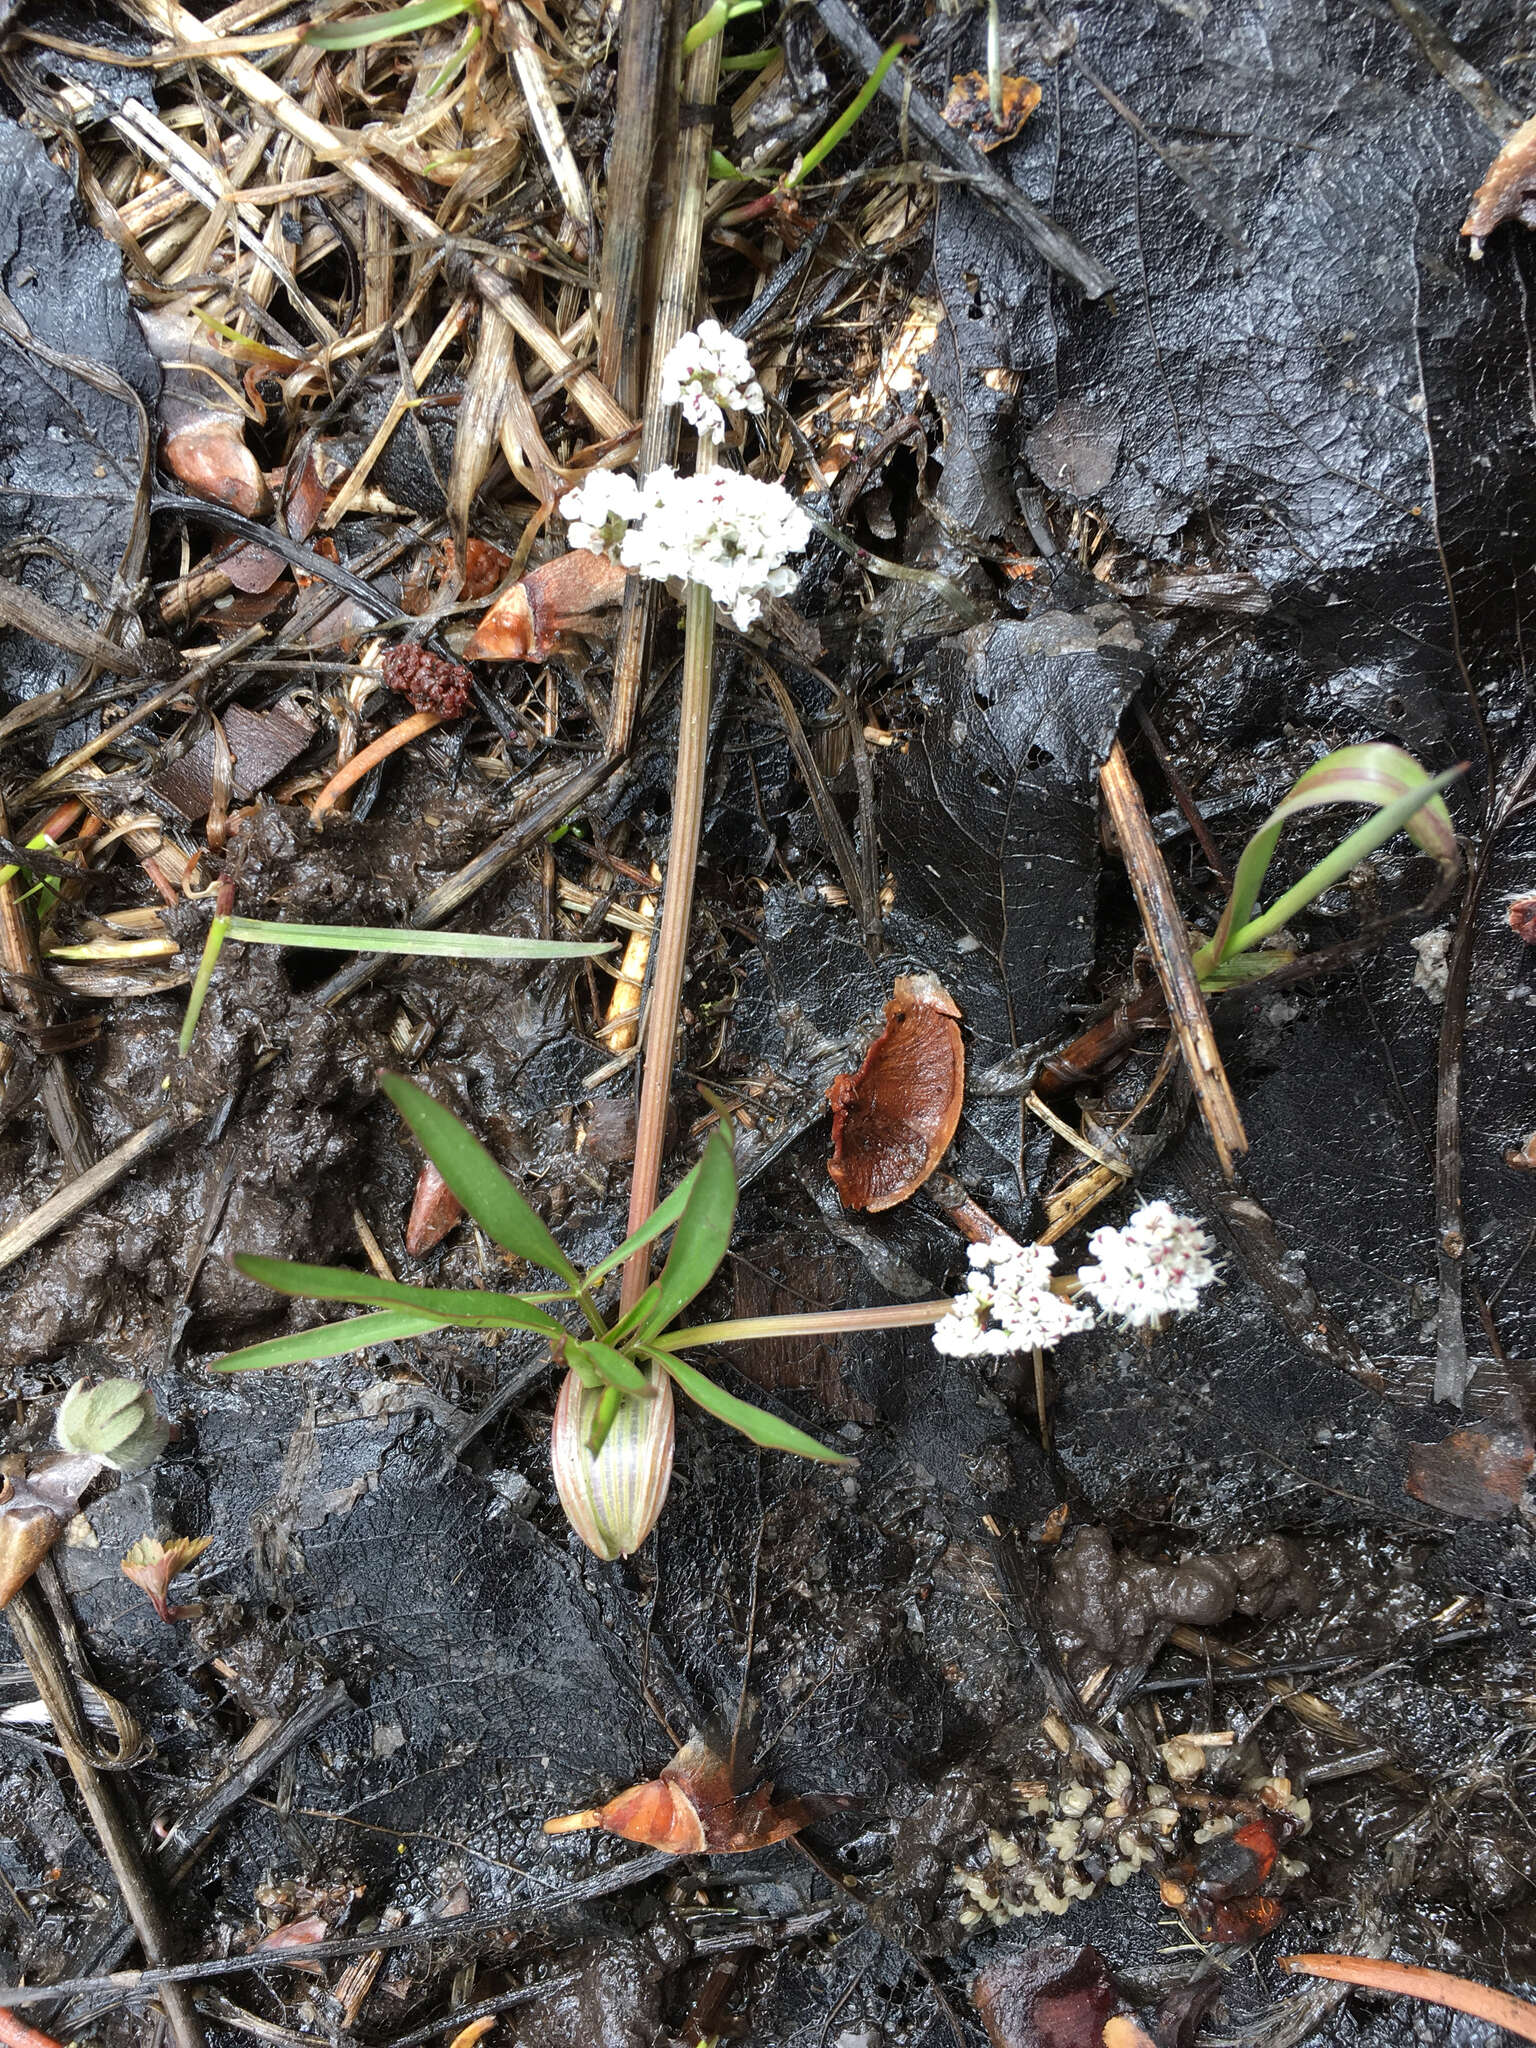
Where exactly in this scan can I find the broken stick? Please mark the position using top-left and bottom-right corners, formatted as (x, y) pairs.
(1098, 739), (1247, 1179)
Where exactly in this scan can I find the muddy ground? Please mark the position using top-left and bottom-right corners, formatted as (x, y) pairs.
(1, 0), (1535, 2042)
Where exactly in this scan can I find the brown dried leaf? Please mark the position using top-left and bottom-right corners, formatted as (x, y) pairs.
(828, 973), (964, 1211)
(463, 549), (628, 661)
(1462, 111), (1536, 257)
(972, 1944), (1118, 2048)
(1404, 1419), (1533, 1521)
(942, 70), (1042, 150)
(543, 1731), (819, 1854)
(405, 1159), (464, 1254)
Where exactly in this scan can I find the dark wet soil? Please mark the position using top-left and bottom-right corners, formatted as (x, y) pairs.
(2, 0), (1536, 2041)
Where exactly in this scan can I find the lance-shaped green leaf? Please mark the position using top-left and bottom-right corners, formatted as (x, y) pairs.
(640, 1130), (737, 1339)
(642, 1348), (847, 1463)
(379, 1072), (581, 1286)
(232, 1255), (565, 1333)
(603, 1282), (664, 1351)
(1199, 744), (1461, 971)
(567, 1340), (653, 1397)
(209, 1309), (451, 1373)
(584, 1160), (705, 1285)
(305, 0), (472, 49)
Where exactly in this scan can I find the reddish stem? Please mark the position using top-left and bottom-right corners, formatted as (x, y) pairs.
(1280, 1956), (1536, 2042)
(310, 709), (442, 823)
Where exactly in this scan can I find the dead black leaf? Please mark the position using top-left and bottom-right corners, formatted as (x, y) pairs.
(0, 117), (157, 710)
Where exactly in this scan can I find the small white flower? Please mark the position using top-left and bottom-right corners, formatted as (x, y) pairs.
(560, 469), (645, 561)
(933, 1237), (1095, 1359)
(658, 319), (765, 436)
(1076, 1201), (1217, 1328)
(619, 466), (810, 628)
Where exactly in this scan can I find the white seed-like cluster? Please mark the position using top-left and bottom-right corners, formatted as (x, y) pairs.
(658, 319), (766, 436)
(559, 464), (810, 630)
(932, 1205), (1217, 1361)
(950, 1744), (1310, 1934)
(1075, 1201), (1219, 1329)
(953, 1758), (1179, 1927)
(933, 1239), (1094, 1359)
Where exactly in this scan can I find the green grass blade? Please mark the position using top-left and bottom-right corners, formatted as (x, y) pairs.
(645, 1349), (846, 1462)
(1201, 744), (1461, 968)
(178, 912), (231, 1055)
(209, 1309), (450, 1373)
(1218, 765), (1464, 962)
(584, 1160), (704, 1285)
(603, 1283), (664, 1350)
(787, 37), (906, 190)
(641, 1130), (737, 1338)
(378, 1073), (581, 1285)
(224, 916), (610, 961)
(233, 1254), (565, 1333)
(305, 0), (469, 48)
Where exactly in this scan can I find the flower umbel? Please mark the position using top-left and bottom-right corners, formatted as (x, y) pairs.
(658, 320), (765, 436)
(932, 1238), (1095, 1359)
(558, 465), (810, 629)
(621, 466), (811, 629)
(560, 468), (645, 561)
(1076, 1201), (1218, 1328)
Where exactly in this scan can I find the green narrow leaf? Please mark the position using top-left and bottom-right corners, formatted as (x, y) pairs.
(209, 1309), (449, 1373)
(305, 0), (470, 48)
(232, 1254), (565, 1333)
(378, 1073), (581, 1286)
(567, 1340), (652, 1396)
(1204, 744), (1461, 967)
(641, 1130), (737, 1339)
(603, 1282), (664, 1350)
(563, 1343), (603, 1390)
(585, 1160), (705, 1285)
(224, 916), (610, 961)
(643, 1349), (847, 1463)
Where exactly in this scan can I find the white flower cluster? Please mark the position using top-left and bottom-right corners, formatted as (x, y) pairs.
(1077, 1200), (1218, 1329)
(933, 1239), (1093, 1358)
(932, 1203), (1217, 1360)
(658, 319), (765, 436)
(560, 464), (810, 630)
(561, 468), (643, 562)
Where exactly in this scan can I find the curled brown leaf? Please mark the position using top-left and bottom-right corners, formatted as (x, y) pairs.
(828, 973), (964, 1211)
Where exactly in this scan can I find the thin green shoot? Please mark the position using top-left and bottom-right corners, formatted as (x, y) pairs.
(1190, 747), (1463, 984)
(986, 0), (1003, 125)
(720, 48), (777, 70)
(305, 0), (472, 50)
(785, 38), (907, 191)
(1211, 769), (1463, 964)
(177, 915), (612, 1057)
(425, 16), (478, 94)
(683, 0), (762, 55)
(178, 912), (232, 1056)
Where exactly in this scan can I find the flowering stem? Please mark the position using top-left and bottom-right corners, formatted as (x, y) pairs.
(622, 442), (719, 1312)
(652, 1301), (952, 1349)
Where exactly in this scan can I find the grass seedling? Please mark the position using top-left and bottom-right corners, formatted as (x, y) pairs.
(177, 914), (612, 1056)
(211, 1076), (952, 1555)
(1190, 742), (1462, 989)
